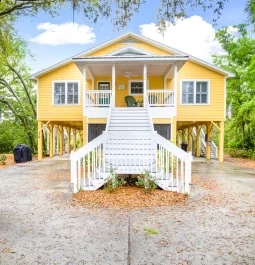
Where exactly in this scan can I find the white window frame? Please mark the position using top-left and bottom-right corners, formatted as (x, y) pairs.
(52, 80), (80, 106)
(180, 79), (210, 105)
(128, 80), (149, 96)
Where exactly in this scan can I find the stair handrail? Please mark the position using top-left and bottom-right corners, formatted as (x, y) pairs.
(70, 133), (108, 193)
(105, 94), (114, 133)
(145, 93), (154, 132)
(154, 133), (192, 194)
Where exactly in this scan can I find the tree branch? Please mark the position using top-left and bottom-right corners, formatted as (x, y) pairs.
(0, 78), (26, 111)
(6, 63), (36, 117)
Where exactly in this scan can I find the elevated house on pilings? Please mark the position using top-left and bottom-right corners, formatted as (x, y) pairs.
(31, 32), (233, 194)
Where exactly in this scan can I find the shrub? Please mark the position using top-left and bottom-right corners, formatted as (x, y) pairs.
(136, 170), (157, 193)
(228, 149), (255, 159)
(105, 168), (126, 193)
(0, 154), (7, 165)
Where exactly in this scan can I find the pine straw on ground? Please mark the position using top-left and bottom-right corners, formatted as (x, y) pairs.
(0, 154), (37, 170)
(224, 154), (255, 169)
(74, 186), (188, 209)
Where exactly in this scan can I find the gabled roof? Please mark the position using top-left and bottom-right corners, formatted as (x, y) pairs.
(31, 32), (233, 79)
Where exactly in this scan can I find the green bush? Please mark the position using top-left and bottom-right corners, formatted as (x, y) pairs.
(228, 149), (255, 159)
(105, 168), (126, 192)
(0, 154), (7, 165)
(136, 170), (157, 193)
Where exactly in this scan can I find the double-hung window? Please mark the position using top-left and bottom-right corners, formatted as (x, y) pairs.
(181, 80), (209, 104)
(53, 81), (79, 105)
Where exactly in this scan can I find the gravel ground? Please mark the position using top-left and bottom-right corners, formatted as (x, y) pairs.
(0, 156), (254, 265)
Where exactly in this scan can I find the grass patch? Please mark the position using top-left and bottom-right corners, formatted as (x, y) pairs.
(144, 228), (158, 235)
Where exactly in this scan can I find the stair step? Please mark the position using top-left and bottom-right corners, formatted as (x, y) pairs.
(109, 127), (151, 131)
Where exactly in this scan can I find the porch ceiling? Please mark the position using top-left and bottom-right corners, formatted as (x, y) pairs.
(89, 63), (172, 77)
(74, 56), (188, 79)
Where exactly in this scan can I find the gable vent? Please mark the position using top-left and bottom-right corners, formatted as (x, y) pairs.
(119, 38), (141, 44)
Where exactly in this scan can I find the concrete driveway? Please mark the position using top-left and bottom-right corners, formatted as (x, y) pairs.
(0, 156), (254, 265)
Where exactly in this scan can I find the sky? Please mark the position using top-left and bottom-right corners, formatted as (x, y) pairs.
(14, 0), (248, 74)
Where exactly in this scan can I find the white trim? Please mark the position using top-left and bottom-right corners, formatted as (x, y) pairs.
(128, 80), (149, 96)
(173, 64), (178, 114)
(74, 57), (188, 63)
(31, 32), (233, 79)
(107, 46), (152, 56)
(96, 81), (111, 90)
(52, 80), (80, 106)
(36, 78), (38, 120)
(180, 79), (210, 105)
(224, 76), (227, 121)
(112, 65), (116, 107)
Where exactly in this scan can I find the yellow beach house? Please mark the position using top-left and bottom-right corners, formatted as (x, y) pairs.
(31, 32), (232, 194)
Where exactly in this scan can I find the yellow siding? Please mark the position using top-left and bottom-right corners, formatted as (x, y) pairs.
(37, 37), (225, 125)
(153, 118), (171, 124)
(38, 62), (91, 121)
(176, 61), (225, 121)
(88, 38), (172, 56)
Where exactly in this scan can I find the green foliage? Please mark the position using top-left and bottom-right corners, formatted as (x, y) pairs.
(213, 24), (255, 156)
(0, 154), (7, 165)
(136, 170), (157, 194)
(144, 227), (158, 235)
(228, 149), (255, 159)
(105, 168), (126, 193)
(0, 120), (32, 153)
(0, 0), (232, 32)
(0, 20), (37, 152)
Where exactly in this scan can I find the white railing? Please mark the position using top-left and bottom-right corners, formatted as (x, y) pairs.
(105, 98), (114, 133)
(70, 133), (108, 193)
(147, 89), (174, 107)
(200, 129), (218, 158)
(70, 131), (192, 194)
(145, 94), (155, 131)
(84, 90), (112, 107)
(154, 133), (192, 194)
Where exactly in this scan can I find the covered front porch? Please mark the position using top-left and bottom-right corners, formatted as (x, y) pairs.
(73, 55), (188, 118)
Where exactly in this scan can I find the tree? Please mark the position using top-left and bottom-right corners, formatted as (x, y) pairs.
(0, 24), (37, 151)
(213, 24), (255, 152)
(245, 0), (255, 24)
(0, 0), (229, 31)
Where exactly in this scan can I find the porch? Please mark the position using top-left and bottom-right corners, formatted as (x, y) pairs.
(73, 56), (188, 118)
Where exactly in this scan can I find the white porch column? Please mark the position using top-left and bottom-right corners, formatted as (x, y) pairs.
(143, 64), (147, 108)
(173, 63), (178, 113)
(83, 66), (87, 112)
(112, 65), (116, 107)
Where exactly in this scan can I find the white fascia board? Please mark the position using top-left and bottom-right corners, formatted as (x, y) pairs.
(73, 57), (188, 63)
(188, 56), (234, 77)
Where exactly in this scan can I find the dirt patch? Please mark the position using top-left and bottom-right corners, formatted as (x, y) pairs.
(224, 154), (255, 169)
(0, 154), (37, 170)
(74, 186), (188, 209)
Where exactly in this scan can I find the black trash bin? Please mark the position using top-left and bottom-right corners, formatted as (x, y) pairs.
(181, 143), (188, 152)
(13, 144), (32, 163)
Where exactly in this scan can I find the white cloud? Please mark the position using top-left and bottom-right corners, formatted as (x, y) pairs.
(30, 22), (96, 45)
(139, 16), (224, 63)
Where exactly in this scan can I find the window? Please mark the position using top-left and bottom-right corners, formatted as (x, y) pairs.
(53, 81), (79, 105)
(67, 83), (79, 104)
(130, 81), (143, 95)
(181, 80), (209, 104)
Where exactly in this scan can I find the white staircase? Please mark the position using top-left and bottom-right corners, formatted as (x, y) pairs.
(70, 96), (192, 194)
(192, 128), (218, 158)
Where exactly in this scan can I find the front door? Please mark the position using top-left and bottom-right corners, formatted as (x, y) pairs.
(98, 82), (110, 106)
